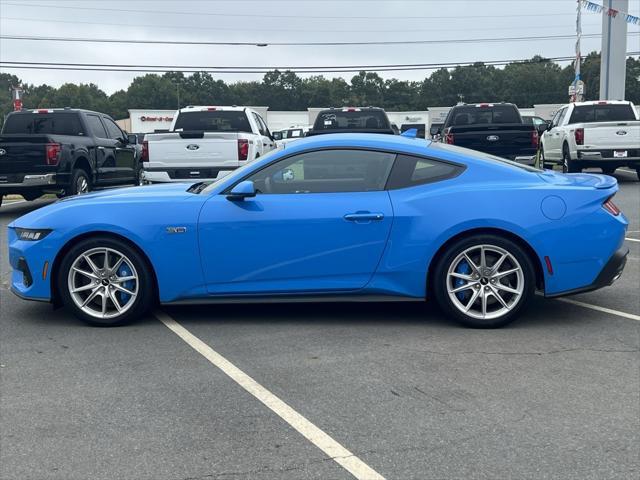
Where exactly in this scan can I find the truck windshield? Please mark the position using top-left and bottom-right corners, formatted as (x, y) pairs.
(568, 104), (637, 124)
(173, 111), (252, 133)
(448, 105), (520, 126)
(313, 111), (391, 131)
(2, 113), (84, 136)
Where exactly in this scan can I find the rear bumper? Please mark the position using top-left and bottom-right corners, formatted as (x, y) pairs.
(0, 173), (57, 194)
(142, 167), (237, 183)
(546, 246), (629, 298)
(577, 150), (640, 168)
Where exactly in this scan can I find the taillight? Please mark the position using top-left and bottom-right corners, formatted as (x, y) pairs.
(445, 132), (454, 144)
(603, 197), (621, 216)
(141, 140), (149, 162)
(574, 128), (584, 145)
(531, 129), (539, 148)
(45, 143), (61, 165)
(238, 139), (249, 161)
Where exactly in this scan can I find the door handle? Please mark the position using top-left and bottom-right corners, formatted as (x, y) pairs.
(344, 212), (384, 222)
(97, 146), (105, 150)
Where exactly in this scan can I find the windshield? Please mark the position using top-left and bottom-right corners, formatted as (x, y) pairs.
(199, 146), (284, 194)
(431, 142), (541, 172)
(2, 113), (85, 136)
(313, 110), (391, 131)
(173, 111), (252, 133)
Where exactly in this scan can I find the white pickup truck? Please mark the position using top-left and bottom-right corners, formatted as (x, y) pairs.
(540, 100), (640, 178)
(142, 106), (276, 183)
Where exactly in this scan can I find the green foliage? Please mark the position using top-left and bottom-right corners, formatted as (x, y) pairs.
(1, 53), (638, 127)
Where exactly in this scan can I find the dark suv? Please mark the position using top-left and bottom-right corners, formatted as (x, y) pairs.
(0, 108), (141, 206)
(307, 107), (395, 136)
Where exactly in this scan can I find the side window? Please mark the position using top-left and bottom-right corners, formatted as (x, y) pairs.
(257, 115), (270, 137)
(86, 114), (108, 138)
(556, 107), (568, 126)
(103, 117), (124, 140)
(252, 113), (266, 135)
(245, 149), (396, 194)
(386, 154), (463, 189)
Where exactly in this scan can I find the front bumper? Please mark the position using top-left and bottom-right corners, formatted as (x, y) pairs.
(546, 246), (629, 298)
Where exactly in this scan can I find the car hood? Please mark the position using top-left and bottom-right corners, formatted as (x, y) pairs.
(10, 183), (197, 228)
(537, 171), (617, 189)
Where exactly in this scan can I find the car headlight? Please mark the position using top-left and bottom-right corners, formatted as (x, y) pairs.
(15, 228), (52, 241)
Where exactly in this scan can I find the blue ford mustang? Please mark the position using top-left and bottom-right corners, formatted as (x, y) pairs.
(7, 134), (629, 328)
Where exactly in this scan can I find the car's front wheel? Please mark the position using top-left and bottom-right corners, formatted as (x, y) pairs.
(432, 235), (535, 328)
(58, 236), (154, 326)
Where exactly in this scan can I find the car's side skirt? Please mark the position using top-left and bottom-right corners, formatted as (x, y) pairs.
(162, 294), (425, 306)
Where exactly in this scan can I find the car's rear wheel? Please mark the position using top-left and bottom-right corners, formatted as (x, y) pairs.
(67, 169), (91, 196)
(562, 144), (580, 173)
(432, 235), (535, 328)
(58, 237), (153, 326)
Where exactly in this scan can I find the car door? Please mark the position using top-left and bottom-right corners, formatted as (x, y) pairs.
(544, 107), (567, 160)
(102, 116), (136, 182)
(84, 114), (116, 184)
(197, 149), (396, 295)
(251, 112), (271, 157)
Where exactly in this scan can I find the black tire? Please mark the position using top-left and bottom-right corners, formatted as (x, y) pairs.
(432, 234), (536, 328)
(57, 236), (154, 326)
(0, 195), (3, 207)
(67, 169), (91, 196)
(22, 193), (41, 201)
(135, 164), (144, 186)
(562, 144), (580, 173)
(539, 144), (551, 169)
(636, 168), (640, 182)
(602, 167), (616, 176)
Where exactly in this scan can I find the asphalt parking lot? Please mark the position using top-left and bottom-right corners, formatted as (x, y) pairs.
(1, 169), (638, 480)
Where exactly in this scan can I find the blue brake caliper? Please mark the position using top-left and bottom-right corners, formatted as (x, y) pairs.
(454, 259), (471, 301)
(117, 264), (134, 304)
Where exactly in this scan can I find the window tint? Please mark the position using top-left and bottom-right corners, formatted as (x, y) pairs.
(246, 149), (396, 194)
(313, 110), (391, 131)
(86, 115), (108, 138)
(387, 154), (463, 189)
(173, 111), (252, 133)
(568, 104), (637, 124)
(103, 117), (124, 140)
(2, 113), (84, 136)
(449, 105), (520, 126)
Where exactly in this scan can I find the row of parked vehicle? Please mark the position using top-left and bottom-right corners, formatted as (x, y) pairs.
(1, 101), (639, 206)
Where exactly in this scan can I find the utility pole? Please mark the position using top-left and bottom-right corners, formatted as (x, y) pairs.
(569, 0), (585, 102)
(600, 0), (628, 99)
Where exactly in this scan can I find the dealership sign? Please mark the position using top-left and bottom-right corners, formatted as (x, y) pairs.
(140, 116), (173, 122)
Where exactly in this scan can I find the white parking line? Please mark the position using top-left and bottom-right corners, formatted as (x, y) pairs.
(556, 298), (640, 322)
(156, 310), (385, 480)
(626, 238), (640, 243)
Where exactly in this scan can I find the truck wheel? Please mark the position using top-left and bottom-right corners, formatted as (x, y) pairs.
(135, 164), (144, 186)
(562, 144), (580, 173)
(0, 195), (3, 207)
(602, 167), (616, 176)
(539, 144), (551, 169)
(69, 169), (91, 196)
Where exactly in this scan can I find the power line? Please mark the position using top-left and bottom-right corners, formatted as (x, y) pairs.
(0, 16), (608, 34)
(0, 1), (584, 20)
(2, 32), (638, 47)
(2, 53), (638, 74)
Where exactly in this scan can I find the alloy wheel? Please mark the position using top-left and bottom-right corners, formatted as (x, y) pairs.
(446, 244), (524, 320)
(67, 247), (139, 320)
(77, 176), (89, 194)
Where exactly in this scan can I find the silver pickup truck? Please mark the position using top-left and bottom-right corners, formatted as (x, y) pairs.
(142, 106), (276, 183)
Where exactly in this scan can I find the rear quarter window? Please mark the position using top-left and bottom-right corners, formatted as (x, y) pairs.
(2, 113), (84, 136)
(386, 154), (464, 189)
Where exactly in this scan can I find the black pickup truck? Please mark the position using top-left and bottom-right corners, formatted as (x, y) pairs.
(0, 108), (141, 206)
(436, 103), (547, 161)
(307, 107), (396, 136)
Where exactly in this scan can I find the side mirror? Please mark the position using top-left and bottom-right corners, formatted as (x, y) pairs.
(226, 180), (256, 201)
(429, 126), (441, 136)
(536, 123), (548, 134)
(127, 134), (138, 144)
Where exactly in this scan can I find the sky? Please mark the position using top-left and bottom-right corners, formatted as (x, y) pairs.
(0, 0), (639, 94)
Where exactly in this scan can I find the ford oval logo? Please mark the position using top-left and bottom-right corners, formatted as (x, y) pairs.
(486, 135), (499, 142)
(0, 148), (6, 156)
(186, 144), (200, 150)
(616, 130), (627, 136)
